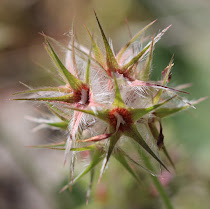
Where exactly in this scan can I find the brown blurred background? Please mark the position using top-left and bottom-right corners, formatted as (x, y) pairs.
(1, 0), (210, 208)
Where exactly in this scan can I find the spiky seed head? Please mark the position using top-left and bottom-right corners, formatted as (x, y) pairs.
(14, 12), (205, 201)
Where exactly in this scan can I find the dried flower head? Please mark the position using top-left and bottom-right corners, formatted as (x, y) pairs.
(14, 11), (205, 204)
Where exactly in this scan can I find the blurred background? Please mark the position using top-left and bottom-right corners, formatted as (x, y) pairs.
(0, 0), (210, 208)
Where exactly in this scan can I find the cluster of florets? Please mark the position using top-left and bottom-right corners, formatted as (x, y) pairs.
(14, 11), (203, 200)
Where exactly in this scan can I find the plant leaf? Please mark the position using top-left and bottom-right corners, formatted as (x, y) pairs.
(14, 94), (76, 103)
(114, 148), (142, 183)
(94, 10), (119, 71)
(122, 25), (171, 70)
(162, 146), (176, 170)
(122, 44), (150, 71)
(47, 103), (70, 121)
(86, 167), (95, 204)
(44, 38), (83, 90)
(69, 147), (76, 185)
(60, 149), (104, 192)
(139, 35), (154, 81)
(44, 34), (109, 76)
(71, 144), (98, 152)
(148, 119), (175, 170)
(47, 121), (68, 129)
(13, 87), (70, 95)
(125, 125), (169, 172)
(153, 96), (207, 116)
(130, 95), (176, 122)
(130, 80), (189, 94)
(33, 61), (66, 85)
(117, 147), (157, 176)
(85, 25), (106, 68)
(117, 19), (157, 62)
(112, 75), (126, 108)
(98, 132), (121, 182)
(85, 40), (92, 85)
(153, 106), (188, 118)
(153, 57), (174, 104)
(64, 106), (109, 123)
(162, 56), (174, 86)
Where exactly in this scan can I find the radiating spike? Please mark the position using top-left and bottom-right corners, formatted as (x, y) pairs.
(117, 19), (157, 62)
(94, 10), (119, 72)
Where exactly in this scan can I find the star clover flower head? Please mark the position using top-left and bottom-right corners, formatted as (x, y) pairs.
(14, 11), (206, 203)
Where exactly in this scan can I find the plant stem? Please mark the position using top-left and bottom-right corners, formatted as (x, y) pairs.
(141, 151), (174, 209)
